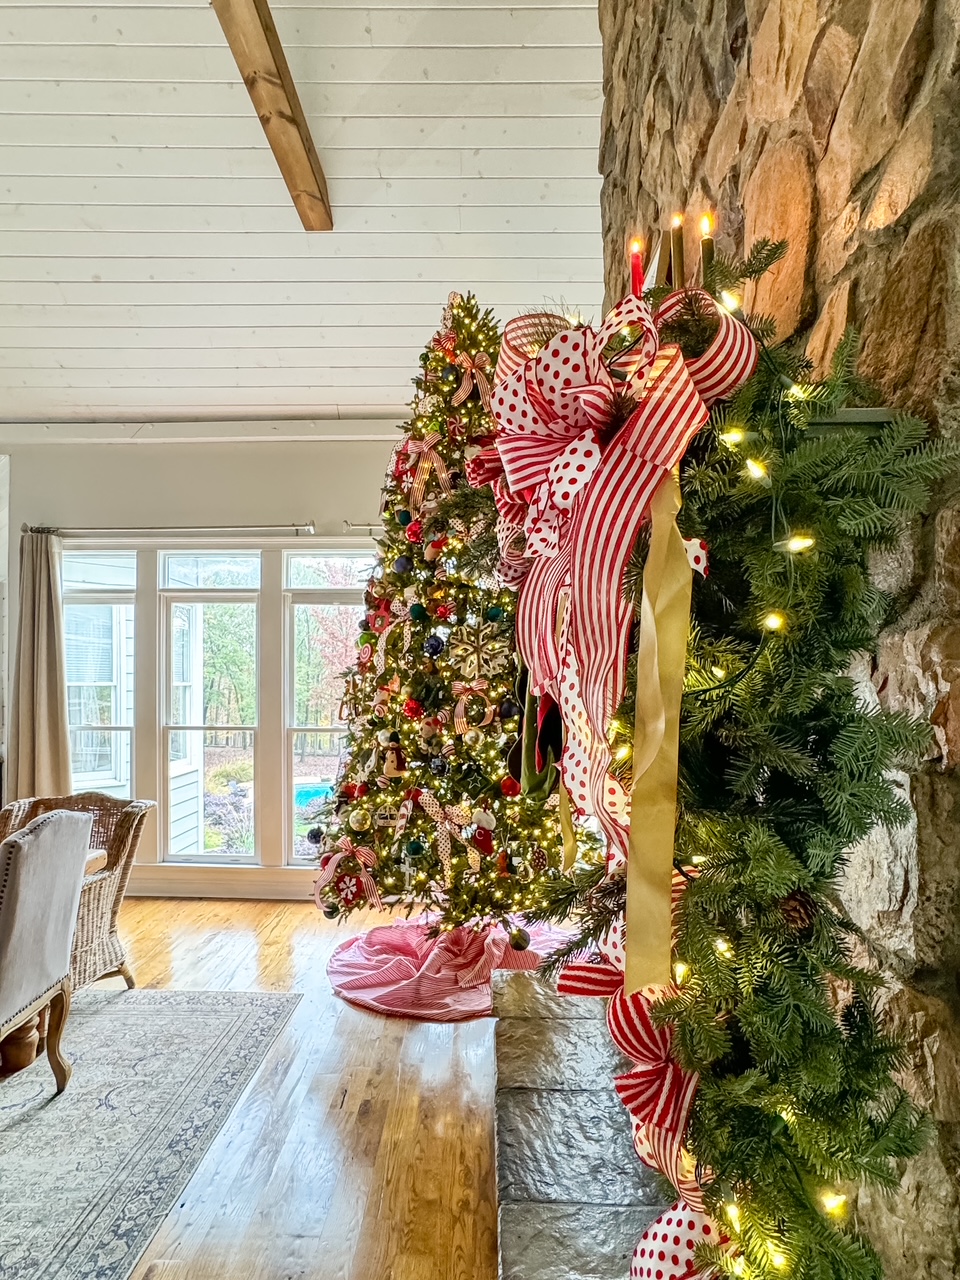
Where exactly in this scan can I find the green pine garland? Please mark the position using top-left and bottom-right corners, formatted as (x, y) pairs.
(512, 272), (960, 1278)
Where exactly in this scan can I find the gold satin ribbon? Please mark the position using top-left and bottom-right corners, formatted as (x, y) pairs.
(625, 467), (693, 994)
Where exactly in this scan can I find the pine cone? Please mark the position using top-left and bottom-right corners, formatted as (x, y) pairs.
(779, 890), (818, 933)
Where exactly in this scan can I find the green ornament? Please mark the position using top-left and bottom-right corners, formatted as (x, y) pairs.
(359, 630), (377, 647)
(485, 606), (504, 622)
(406, 839), (425, 857)
(410, 603), (429, 622)
(398, 510), (413, 526)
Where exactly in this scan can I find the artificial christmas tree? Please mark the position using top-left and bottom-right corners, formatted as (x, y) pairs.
(464, 240), (957, 1278)
(314, 292), (571, 1017)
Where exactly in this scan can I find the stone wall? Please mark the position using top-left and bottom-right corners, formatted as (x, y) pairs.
(598, 1), (960, 1275)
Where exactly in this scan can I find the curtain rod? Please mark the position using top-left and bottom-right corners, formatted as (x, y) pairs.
(23, 520), (317, 537)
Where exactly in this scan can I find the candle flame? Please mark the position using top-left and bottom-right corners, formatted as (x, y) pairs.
(630, 238), (642, 254)
(671, 213), (683, 228)
(700, 213), (713, 236)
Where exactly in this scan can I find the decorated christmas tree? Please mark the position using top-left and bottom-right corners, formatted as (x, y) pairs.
(460, 240), (958, 1279)
(313, 291), (566, 935)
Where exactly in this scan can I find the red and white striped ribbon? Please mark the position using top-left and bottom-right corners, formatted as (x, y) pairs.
(451, 351), (493, 409)
(451, 678), (494, 734)
(407, 432), (452, 513)
(314, 836), (383, 911)
(607, 986), (699, 1135)
(375, 598), (413, 676)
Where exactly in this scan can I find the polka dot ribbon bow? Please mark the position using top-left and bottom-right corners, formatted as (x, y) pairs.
(492, 296), (659, 561)
(314, 836), (383, 911)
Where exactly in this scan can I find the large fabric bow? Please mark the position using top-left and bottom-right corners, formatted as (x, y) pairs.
(607, 987), (698, 1135)
(406, 432), (452, 513)
(375, 597), (413, 675)
(314, 836), (382, 910)
(451, 351), (493, 409)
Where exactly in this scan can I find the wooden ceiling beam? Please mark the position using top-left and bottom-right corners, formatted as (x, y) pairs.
(211, 0), (332, 231)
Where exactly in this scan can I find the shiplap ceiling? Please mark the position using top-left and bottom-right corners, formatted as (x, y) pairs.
(0, 0), (604, 423)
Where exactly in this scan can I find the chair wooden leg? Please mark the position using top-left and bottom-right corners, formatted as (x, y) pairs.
(119, 963), (136, 989)
(46, 980), (73, 1094)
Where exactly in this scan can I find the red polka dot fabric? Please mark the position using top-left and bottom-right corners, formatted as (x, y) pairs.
(630, 1201), (723, 1280)
(683, 537), (709, 578)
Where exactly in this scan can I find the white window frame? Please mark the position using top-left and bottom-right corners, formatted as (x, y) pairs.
(59, 537), (373, 899)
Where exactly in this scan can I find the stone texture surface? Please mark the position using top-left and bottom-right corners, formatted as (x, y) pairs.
(599, 0), (960, 1271)
(493, 974), (666, 1280)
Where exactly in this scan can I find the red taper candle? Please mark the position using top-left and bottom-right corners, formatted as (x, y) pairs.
(630, 238), (645, 296)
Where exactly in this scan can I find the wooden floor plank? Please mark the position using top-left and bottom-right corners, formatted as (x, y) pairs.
(117, 899), (499, 1280)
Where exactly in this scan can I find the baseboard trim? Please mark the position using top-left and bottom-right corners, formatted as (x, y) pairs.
(128, 863), (317, 901)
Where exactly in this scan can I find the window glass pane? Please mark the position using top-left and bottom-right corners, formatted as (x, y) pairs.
(62, 551), (137, 591)
(291, 730), (347, 861)
(163, 553), (260, 589)
(168, 731), (254, 860)
(70, 728), (131, 799)
(64, 602), (134, 727)
(169, 601), (257, 727)
(285, 553), (374, 590)
(293, 603), (365, 728)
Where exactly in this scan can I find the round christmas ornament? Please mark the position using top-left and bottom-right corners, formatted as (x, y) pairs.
(306, 826), (324, 846)
(377, 729), (393, 747)
(405, 521), (424, 544)
(485, 605), (504, 622)
(429, 756), (448, 777)
(410, 603), (429, 622)
(349, 809), (372, 833)
(403, 698), (424, 720)
(509, 927), (531, 951)
(463, 727), (484, 749)
(441, 361), (459, 386)
(406, 839), (425, 857)
(500, 776), (522, 797)
(435, 602), (457, 622)
(355, 783), (370, 798)
(498, 697), (522, 721)
(393, 555), (414, 575)
(321, 900), (340, 920)
(397, 510), (412, 526)
(424, 635), (445, 657)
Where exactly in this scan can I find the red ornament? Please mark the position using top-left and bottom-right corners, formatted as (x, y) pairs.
(405, 521), (424, 544)
(335, 872), (365, 906)
(355, 783), (370, 798)
(403, 698), (424, 720)
(435, 603), (456, 622)
(368, 599), (393, 633)
(500, 777), (522, 797)
(341, 782), (358, 799)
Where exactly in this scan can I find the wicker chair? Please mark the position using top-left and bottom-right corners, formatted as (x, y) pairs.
(0, 793), (155, 990)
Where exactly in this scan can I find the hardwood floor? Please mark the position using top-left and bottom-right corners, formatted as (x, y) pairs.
(113, 898), (498, 1280)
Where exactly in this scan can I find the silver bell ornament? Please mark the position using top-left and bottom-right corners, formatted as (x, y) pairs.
(463, 727), (484, 749)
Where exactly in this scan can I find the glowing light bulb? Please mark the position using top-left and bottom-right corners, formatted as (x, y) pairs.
(720, 290), (741, 312)
(725, 1203), (741, 1231)
(769, 1247), (787, 1269)
(785, 382), (806, 400)
(785, 534), (815, 553)
(710, 665), (726, 679)
(762, 611), (786, 632)
(616, 744), (632, 761)
(821, 1192), (847, 1215)
(673, 961), (690, 983)
(715, 937), (733, 956)
(700, 214), (713, 237)
(719, 427), (745, 446)
(671, 213), (683, 228)
(745, 458), (767, 480)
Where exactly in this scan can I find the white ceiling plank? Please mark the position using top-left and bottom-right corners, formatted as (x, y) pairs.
(0, 204), (599, 234)
(0, 229), (601, 257)
(9, 44), (598, 83)
(2, 7), (597, 46)
(3, 368), (422, 389)
(1, 175), (601, 207)
(0, 349), (418, 370)
(0, 280), (593, 307)
(10, 113), (600, 149)
(0, 326), (501, 349)
(0, 145), (599, 181)
(0, 78), (601, 118)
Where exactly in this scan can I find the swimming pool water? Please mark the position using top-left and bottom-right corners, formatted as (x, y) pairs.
(294, 783), (333, 808)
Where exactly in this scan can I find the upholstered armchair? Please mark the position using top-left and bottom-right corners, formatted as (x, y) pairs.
(0, 811), (93, 1091)
(0, 794), (155, 990)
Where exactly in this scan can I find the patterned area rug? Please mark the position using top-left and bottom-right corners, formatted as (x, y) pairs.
(0, 988), (300, 1280)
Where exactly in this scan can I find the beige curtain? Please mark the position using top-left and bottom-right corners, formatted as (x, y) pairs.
(8, 532), (72, 799)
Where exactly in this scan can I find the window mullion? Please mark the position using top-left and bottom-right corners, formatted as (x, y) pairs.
(258, 549), (284, 868)
(134, 548), (160, 864)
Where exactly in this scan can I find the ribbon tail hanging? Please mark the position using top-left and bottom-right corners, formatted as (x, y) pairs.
(625, 468), (693, 994)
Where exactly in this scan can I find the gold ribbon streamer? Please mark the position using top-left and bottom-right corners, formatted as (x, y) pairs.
(625, 468), (693, 994)
(558, 783), (578, 872)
